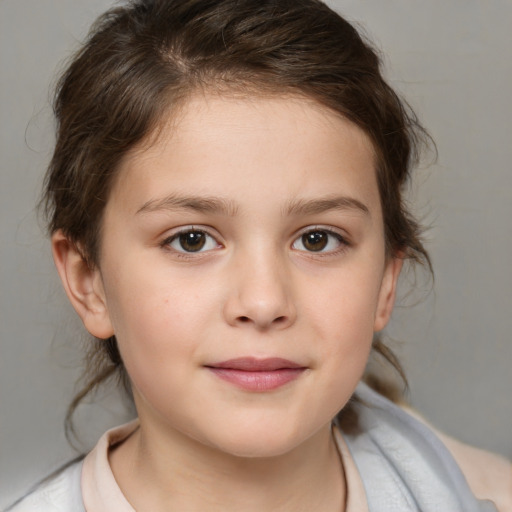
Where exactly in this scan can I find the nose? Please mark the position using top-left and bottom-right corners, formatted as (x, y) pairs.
(223, 249), (296, 331)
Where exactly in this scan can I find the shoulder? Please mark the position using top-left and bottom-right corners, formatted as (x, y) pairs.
(6, 460), (85, 512)
(347, 382), (510, 511)
(405, 407), (512, 512)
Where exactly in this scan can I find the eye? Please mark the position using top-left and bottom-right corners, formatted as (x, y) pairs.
(164, 228), (219, 253)
(292, 229), (347, 253)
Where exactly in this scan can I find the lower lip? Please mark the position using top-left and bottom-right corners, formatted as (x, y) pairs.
(207, 368), (305, 391)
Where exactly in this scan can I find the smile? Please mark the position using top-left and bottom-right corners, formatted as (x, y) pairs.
(205, 357), (307, 392)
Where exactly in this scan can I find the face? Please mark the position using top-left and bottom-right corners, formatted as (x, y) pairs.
(74, 94), (400, 457)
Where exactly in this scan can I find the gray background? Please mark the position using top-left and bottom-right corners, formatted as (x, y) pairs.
(1, 0), (511, 507)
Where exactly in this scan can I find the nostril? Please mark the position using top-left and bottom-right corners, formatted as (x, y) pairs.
(238, 315), (287, 324)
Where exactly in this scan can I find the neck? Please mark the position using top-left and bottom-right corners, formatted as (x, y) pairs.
(109, 419), (346, 512)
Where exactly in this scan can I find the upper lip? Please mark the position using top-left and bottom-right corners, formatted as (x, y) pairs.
(206, 357), (305, 371)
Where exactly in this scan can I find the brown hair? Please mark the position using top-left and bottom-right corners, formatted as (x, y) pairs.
(42, 0), (432, 441)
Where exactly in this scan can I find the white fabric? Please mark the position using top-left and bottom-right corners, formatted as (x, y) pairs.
(7, 422), (369, 512)
(8, 383), (508, 511)
(342, 382), (499, 512)
(6, 460), (85, 512)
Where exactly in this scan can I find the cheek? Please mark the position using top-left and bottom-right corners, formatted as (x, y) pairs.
(111, 295), (202, 422)
(100, 261), (211, 390)
(303, 263), (383, 380)
(308, 263), (383, 338)
(103, 249), (212, 334)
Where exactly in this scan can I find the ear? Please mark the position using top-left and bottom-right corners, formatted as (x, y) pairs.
(373, 256), (403, 332)
(51, 230), (114, 339)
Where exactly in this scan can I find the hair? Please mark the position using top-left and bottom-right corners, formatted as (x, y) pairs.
(41, 0), (432, 442)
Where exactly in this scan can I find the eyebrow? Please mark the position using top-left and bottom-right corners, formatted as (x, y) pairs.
(136, 193), (369, 218)
(284, 196), (370, 217)
(136, 194), (239, 216)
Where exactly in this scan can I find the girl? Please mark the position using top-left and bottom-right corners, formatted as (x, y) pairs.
(7, 0), (511, 511)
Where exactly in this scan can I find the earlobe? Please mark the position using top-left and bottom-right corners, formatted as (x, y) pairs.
(51, 230), (114, 339)
(373, 256), (403, 332)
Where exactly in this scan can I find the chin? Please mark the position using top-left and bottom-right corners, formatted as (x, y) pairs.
(202, 419), (319, 459)
(214, 438), (301, 459)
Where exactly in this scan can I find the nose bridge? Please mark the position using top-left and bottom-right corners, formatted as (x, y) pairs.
(224, 239), (296, 330)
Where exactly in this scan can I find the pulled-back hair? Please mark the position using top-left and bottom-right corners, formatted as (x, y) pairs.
(42, 0), (431, 441)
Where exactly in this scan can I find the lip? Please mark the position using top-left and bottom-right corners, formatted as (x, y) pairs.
(205, 357), (307, 392)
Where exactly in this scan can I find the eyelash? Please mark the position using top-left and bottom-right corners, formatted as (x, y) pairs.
(160, 227), (221, 258)
(291, 227), (350, 256)
(160, 226), (350, 257)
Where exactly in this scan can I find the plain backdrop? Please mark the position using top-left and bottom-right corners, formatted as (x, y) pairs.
(1, 0), (511, 507)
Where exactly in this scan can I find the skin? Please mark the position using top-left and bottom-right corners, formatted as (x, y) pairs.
(52, 94), (402, 512)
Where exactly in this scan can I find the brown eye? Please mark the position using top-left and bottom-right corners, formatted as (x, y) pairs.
(179, 231), (206, 252)
(292, 229), (346, 253)
(166, 229), (219, 253)
(302, 231), (328, 252)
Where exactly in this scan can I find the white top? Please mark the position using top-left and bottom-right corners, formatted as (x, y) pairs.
(8, 386), (512, 511)
(7, 420), (370, 512)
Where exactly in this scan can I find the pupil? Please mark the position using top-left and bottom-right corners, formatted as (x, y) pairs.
(303, 231), (327, 251)
(179, 231), (206, 252)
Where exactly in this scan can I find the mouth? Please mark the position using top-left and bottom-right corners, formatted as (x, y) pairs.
(204, 357), (307, 392)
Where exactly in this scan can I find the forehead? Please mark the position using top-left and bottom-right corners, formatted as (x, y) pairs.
(110, 93), (380, 217)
